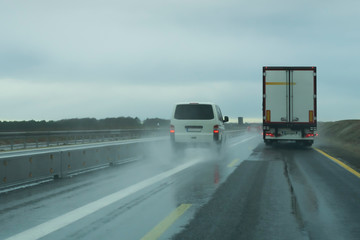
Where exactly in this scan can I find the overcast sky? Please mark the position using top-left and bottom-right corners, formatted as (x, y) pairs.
(1, 0), (359, 122)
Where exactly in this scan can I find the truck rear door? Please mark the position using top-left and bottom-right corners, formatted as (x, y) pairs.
(264, 67), (316, 124)
(291, 70), (316, 123)
(264, 69), (288, 123)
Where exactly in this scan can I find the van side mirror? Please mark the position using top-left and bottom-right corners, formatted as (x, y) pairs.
(223, 116), (229, 123)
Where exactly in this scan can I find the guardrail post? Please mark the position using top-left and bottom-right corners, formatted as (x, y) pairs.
(24, 137), (27, 149)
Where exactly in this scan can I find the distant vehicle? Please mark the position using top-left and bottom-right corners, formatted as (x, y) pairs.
(262, 66), (317, 146)
(247, 124), (262, 132)
(170, 102), (229, 150)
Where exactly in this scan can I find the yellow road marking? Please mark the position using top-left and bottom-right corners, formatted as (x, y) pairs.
(313, 147), (360, 178)
(228, 158), (240, 168)
(141, 204), (192, 240)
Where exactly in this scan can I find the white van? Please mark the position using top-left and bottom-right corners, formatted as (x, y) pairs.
(170, 102), (229, 149)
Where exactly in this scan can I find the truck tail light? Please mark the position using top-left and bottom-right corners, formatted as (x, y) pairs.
(265, 132), (275, 137)
(170, 125), (175, 133)
(305, 133), (314, 138)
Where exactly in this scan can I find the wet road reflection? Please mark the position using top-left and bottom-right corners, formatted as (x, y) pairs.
(0, 133), (262, 240)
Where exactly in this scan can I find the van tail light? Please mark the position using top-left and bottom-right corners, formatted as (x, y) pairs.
(170, 125), (175, 133)
(213, 125), (219, 134)
(213, 125), (220, 141)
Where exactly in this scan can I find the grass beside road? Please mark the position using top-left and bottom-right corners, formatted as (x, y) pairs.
(316, 120), (360, 170)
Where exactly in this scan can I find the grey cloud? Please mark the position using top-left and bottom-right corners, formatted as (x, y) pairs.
(0, 0), (359, 121)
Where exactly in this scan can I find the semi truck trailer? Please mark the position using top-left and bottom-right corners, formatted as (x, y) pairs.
(262, 66), (317, 146)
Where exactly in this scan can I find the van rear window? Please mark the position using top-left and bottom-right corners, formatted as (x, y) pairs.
(174, 104), (214, 120)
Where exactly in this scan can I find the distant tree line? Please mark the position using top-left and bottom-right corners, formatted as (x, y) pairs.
(0, 117), (170, 132)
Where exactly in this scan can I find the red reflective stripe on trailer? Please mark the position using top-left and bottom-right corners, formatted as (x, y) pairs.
(313, 67), (317, 124)
(263, 68), (266, 123)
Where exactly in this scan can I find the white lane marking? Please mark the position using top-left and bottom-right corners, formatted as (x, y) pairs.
(229, 136), (257, 148)
(0, 179), (54, 194)
(5, 160), (200, 240)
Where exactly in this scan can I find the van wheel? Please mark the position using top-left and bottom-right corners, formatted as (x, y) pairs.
(171, 142), (183, 153)
(214, 138), (225, 155)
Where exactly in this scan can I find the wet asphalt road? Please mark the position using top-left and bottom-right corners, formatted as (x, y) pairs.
(174, 141), (360, 240)
(1, 133), (360, 240)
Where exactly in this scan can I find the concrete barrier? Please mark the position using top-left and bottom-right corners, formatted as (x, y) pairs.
(0, 138), (167, 190)
(60, 148), (101, 177)
(1, 152), (61, 188)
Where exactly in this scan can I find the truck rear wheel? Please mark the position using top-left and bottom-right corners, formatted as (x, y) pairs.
(297, 140), (313, 146)
(305, 140), (313, 146)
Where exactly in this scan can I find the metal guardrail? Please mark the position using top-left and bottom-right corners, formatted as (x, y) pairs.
(0, 129), (168, 151)
(225, 129), (246, 138)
